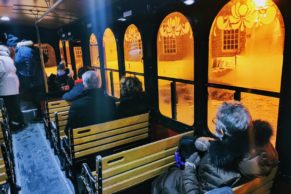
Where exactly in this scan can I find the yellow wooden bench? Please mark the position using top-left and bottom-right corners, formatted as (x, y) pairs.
(80, 130), (277, 194)
(62, 113), (150, 179)
(80, 131), (193, 194)
(43, 100), (70, 141)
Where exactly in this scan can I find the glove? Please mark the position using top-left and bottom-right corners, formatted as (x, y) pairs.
(195, 137), (213, 152)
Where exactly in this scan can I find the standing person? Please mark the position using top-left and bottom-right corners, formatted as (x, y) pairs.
(15, 40), (46, 119)
(0, 34), (25, 130)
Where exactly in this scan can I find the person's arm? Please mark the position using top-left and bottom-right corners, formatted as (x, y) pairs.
(62, 85), (83, 101)
(183, 153), (201, 194)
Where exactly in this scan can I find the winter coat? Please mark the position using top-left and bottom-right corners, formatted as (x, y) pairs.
(0, 45), (19, 96)
(62, 80), (84, 101)
(65, 88), (116, 134)
(14, 40), (44, 90)
(116, 92), (148, 119)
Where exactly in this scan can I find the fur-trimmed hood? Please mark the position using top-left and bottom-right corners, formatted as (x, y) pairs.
(16, 40), (33, 48)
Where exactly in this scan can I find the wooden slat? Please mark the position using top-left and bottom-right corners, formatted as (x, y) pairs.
(103, 162), (174, 194)
(103, 147), (176, 179)
(74, 128), (148, 151)
(0, 158), (4, 166)
(60, 126), (66, 132)
(74, 122), (148, 145)
(58, 120), (68, 127)
(60, 130), (66, 137)
(73, 113), (149, 138)
(101, 131), (193, 169)
(49, 106), (70, 115)
(48, 100), (70, 108)
(103, 155), (173, 188)
(0, 164), (5, 173)
(75, 133), (148, 158)
(0, 172), (7, 182)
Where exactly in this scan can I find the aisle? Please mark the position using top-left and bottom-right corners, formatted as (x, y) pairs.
(12, 123), (74, 194)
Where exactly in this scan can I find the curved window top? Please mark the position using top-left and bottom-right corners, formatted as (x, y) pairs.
(89, 33), (100, 67)
(157, 11), (194, 80)
(103, 28), (118, 70)
(209, 0), (285, 92)
(90, 33), (98, 45)
(124, 24), (143, 73)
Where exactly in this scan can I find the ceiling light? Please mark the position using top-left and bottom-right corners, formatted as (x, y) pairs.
(182, 0), (195, 5)
(1, 16), (10, 21)
(117, 18), (126, 22)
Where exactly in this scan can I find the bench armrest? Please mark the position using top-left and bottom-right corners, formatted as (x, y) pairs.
(80, 163), (97, 194)
(51, 121), (61, 155)
(61, 137), (73, 177)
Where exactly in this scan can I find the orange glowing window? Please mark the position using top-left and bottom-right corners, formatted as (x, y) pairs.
(103, 28), (120, 98)
(35, 43), (57, 76)
(89, 33), (102, 87)
(65, 40), (71, 66)
(73, 46), (84, 72)
(208, 0), (285, 146)
(223, 29), (239, 51)
(59, 40), (65, 61)
(124, 24), (144, 89)
(157, 12), (194, 126)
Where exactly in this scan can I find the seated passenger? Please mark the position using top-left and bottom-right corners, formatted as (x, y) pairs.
(151, 136), (199, 194)
(65, 71), (116, 134)
(55, 61), (73, 90)
(183, 101), (252, 193)
(238, 119), (278, 179)
(62, 66), (91, 101)
(116, 76), (148, 119)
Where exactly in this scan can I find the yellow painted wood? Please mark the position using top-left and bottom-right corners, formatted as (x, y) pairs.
(103, 163), (174, 194)
(49, 106), (70, 115)
(73, 113), (149, 138)
(0, 164), (5, 173)
(74, 128), (148, 151)
(75, 133), (148, 158)
(101, 131), (193, 169)
(103, 147), (176, 179)
(103, 155), (173, 188)
(48, 100), (70, 108)
(74, 122), (148, 145)
(0, 172), (7, 182)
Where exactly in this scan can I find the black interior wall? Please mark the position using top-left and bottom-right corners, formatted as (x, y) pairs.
(0, 23), (60, 62)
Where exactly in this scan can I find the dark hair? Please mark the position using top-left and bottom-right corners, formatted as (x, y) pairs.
(178, 136), (196, 162)
(120, 76), (143, 97)
(57, 61), (66, 70)
(78, 66), (92, 79)
(0, 33), (7, 44)
(253, 119), (273, 147)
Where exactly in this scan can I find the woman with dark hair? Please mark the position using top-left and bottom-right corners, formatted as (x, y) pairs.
(116, 76), (148, 118)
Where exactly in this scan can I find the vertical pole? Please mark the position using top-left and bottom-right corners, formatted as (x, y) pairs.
(171, 81), (177, 120)
(110, 71), (115, 97)
(234, 90), (241, 101)
(35, 24), (48, 93)
(96, 155), (102, 194)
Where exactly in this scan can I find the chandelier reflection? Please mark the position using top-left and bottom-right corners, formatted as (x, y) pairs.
(215, 0), (277, 34)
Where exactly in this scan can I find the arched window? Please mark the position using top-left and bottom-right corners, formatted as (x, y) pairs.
(35, 43), (57, 76)
(103, 28), (120, 98)
(73, 46), (84, 72)
(208, 0), (285, 145)
(89, 33), (102, 87)
(157, 12), (194, 125)
(59, 40), (65, 61)
(124, 24), (144, 89)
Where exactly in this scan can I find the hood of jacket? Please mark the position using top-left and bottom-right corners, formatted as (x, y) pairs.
(16, 40), (33, 48)
(0, 45), (10, 57)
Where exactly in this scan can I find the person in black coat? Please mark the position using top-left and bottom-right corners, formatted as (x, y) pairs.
(116, 76), (148, 119)
(65, 71), (116, 134)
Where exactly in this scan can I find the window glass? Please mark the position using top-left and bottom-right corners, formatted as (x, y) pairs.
(157, 12), (194, 125)
(90, 33), (102, 87)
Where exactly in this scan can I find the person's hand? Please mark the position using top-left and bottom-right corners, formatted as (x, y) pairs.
(195, 137), (213, 151)
(185, 152), (200, 171)
(61, 85), (70, 91)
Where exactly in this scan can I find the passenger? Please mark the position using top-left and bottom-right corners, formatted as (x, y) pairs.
(116, 76), (148, 119)
(238, 119), (278, 179)
(55, 61), (73, 90)
(0, 33), (25, 130)
(183, 101), (252, 193)
(15, 39), (46, 118)
(151, 136), (199, 194)
(62, 66), (91, 101)
(65, 71), (116, 134)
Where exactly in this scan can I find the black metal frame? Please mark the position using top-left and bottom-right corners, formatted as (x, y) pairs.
(51, 112), (62, 156)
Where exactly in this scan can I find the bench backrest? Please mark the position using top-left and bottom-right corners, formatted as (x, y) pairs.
(96, 131), (193, 194)
(47, 100), (70, 122)
(70, 113), (150, 159)
(55, 111), (69, 138)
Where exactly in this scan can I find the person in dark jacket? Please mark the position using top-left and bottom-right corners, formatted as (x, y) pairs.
(116, 76), (148, 119)
(65, 71), (116, 134)
(62, 66), (91, 101)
